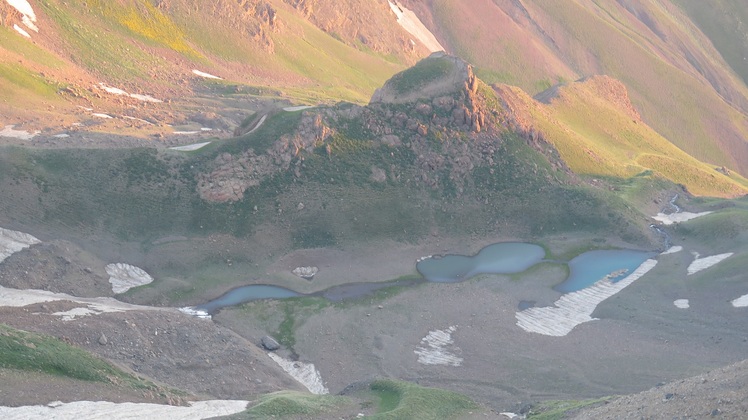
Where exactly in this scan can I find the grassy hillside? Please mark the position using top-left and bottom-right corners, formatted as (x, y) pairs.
(496, 77), (748, 198)
(0, 323), (181, 397)
(674, 0), (748, 88)
(424, 0), (748, 175)
(0, 0), (410, 127)
(0, 63), (661, 302)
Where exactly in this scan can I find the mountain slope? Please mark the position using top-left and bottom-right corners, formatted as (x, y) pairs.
(496, 76), (748, 198)
(409, 0), (748, 175)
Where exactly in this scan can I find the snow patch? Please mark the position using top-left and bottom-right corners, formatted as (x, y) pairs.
(687, 252), (733, 275)
(0, 227), (40, 263)
(292, 266), (318, 279)
(0, 285), (166, 321)
(388, 1), (444, 53)
(414, 326), (463, 366)
(179, 306), (212, 319)
(673, 299), (690, 309)
(98, 83), (162, 103)
(6, 1), (36, 21)
(731, 294), (748, 308)
(13, 24), (30, 38)
(92, 113), (113, 119)
(105, 263), (154, 294)
(122, 115), (153, 125)
(0, 125), (39, 140)
(173, 131), (199, 135)
(52, 307), (102, 321)
(516, 259), (658, 336)
(192, 69), (222, 80)
(652, 211), (712, 225)
(53, 133), (70, 138)
(6, 1), (38, 36)
(267, 352), (328, 394)
(169, 142), (212, 151)
(283, 106), (315, 112)
(0, 399), (249, 420)
(660, 246), (683, 255)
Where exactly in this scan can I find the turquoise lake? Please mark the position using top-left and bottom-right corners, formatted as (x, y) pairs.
(416, 242), (546, 283)
(196, 242), (656, 313)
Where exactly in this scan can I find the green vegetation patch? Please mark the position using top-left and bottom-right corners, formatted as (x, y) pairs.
(388, 56), (454, 94)
(527, 397), (611, 419)
(0, 62), (60, 98)
(231, 391), (351, 418)
(366, 379), (479, 420)
(0, 324), (166, 393)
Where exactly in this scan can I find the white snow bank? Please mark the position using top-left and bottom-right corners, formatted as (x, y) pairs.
(0, 399), (249, 420)
(516, 259), (658, 336)
(173, 131), (199, 135)
(687, 252), (733, 275)
(0, 125), (39, 140)
(179, 306), (212, 319)
(660, 246), (683, 255)
(0, 227), (40, 263)
(673, 299), (690, 309)
(192, 69), (222, 80)
(105, 263), (154, 294)
(267, 353), (328, 395)
(0, 285), (167, 320)
(245, 114), (267, 135)
(92, 113), (113, 119)
(388, 1), (444, 53)
(6, 1), (36, 21)
(652, 211), (712, 225)
(6, 0), (38, 35)
(169, 142), (212, 151)
(13, 24), (30, 37)
(414, 326), (463, 366)
(731, 294), (748, 308)
(98, 83), (162, 103)
(283, 106), (315, 112)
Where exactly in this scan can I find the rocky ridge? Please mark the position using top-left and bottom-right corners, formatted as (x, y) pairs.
(197, 54), (571, 202)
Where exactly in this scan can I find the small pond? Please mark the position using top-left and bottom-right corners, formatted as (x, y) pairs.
(554, 249), (656, 293)
(416, 242), (546, 283)
(196, 242), (656, 313)
(196, 284), (301, 313)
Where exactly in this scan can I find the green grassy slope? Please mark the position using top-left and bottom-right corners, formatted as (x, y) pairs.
(0, 323), (180, 396)
(1, 0), (407, 109)
(425, 0), (748, 175)
(674, 0), (748, 88)
(496, 77), (748, 198)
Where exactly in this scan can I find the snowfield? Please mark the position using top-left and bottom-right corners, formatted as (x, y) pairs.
(388, 1), (444, 53)
(105, 263), (154, 294)
(0, 125), (39, 140)
(687, 252), (733, 275)
(0, 400), (249, 420)
(192, 69), (222, 79)
(170, 142), (212, 151)
(0, 227), (40, 262)
(652, 211), (713, 225)
(516, 259), (658, 336)
(6, 0), (38, 37)
(267, 353), (328, 395)
(414, 326), (463, 366)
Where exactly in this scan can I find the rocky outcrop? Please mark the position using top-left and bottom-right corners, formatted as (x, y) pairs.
(198, 111), (335, 202)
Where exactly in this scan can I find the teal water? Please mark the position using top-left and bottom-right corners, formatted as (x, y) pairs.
(554, 249), (655, 293)
(196, 243), (655, 313)
(196, 285), (301, 313)
(416, 242), (546, 283)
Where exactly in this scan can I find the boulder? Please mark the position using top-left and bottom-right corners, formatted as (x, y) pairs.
(261, 335), (280, 351)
